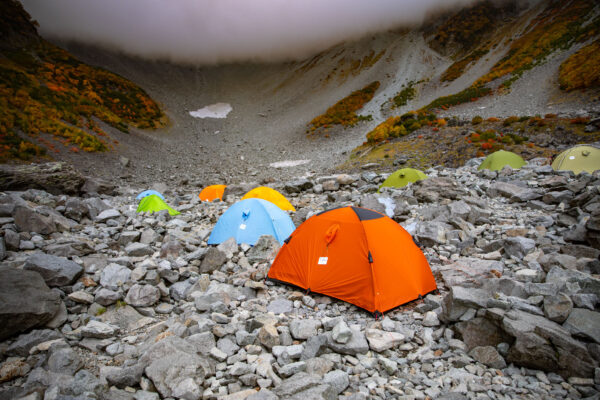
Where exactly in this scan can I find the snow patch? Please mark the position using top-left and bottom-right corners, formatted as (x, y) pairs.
(189, 103), (232, 119)
(377, 197), (395, 218)
(270, 160), (311, 168)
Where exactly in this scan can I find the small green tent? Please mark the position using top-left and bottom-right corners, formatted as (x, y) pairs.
(380, 168), (428, 189)
(478, 150), (526, 171)
(552, 145), (600, 175)
(137, 194), (180, 216)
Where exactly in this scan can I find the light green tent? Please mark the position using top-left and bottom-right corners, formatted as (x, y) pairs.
(478, 150), (526, 171)
(552, 145), (600, 175)
(136, 194), (180, 216)
(380, 168), (428, 189)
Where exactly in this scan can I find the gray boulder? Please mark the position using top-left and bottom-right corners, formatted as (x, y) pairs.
(0, 267), (61, 340)
(454, 317), (512, 351)
(502, 309), (598, 378)
(322, 370), (349, 395)
(0, 162), (84, 195)
(487, 182), (541, 202)
(290, 319), (322, 340)
(138, 336), (211, 400)
(64, 198), (89, 221)
(80, 320), (117, 339)
(95, 208), (121, 222)
(83, 198), (111, 219)
(125, 243), (153, 257)
(284, 179), (313, 194)
(100, 263), (131, 291)
(200, 247), (227, 273)
(416, 221), (449, 246)
(103, 364), (145, 389)
(503, 237), (536, 259)
(413, 177), (465, 202)
(441, 286), (489, 321)
(272, 372), (332, 399)
(247, 235), (281, 264)
(14, 205), (56, 235)
(125, 284), (161, 307)
(95, 288), (121, 306)
(469, 346), (506, 369)
(326, 328), (369, 355)
(545, 266), (600, 294)
(439, 258), (503, 287)
(24, 253), (83, 287)
(267, 298), (293, 314)
(47, 346), (82, 375)
(223, 182), (259, 199)
(563, 308), (600, 343)
(543, 293), (573, 323)
(365, 328), (404, 352)
(332, 320), (352, 344)
(7, 329), (62, 356)
(81, 177), (116, 195)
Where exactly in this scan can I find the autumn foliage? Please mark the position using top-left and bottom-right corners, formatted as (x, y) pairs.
(309, 81), (380, 132)
(559, 40), (600, 91)
(0, 0), (166, 161)
(475, 0), (600, 89)
(366, 111), (445, 143)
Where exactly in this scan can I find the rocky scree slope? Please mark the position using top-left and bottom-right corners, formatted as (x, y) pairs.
(49, 0), (600, 185)
(0, 159), (599, 399)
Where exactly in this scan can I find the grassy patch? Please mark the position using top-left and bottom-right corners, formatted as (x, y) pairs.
(391, 82), (416, 108)
(423, 86), (492, 111)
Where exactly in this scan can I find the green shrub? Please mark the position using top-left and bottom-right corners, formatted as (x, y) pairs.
(472, 116), (483, 125)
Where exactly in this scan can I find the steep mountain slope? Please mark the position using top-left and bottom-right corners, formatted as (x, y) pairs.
(6, 0), (600, 184)
(0, 0), (166, 162)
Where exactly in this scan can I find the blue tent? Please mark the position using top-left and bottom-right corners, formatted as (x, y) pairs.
(136, 190), (165, 201)
(207, 198), (296, 245)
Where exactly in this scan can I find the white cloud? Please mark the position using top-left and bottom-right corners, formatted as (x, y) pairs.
(21, 0), (479, 64)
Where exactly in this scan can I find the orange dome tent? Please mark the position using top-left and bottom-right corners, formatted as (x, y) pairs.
(199, 185), (226, 202)
(267, 206), (436, 315)
(241, 186), (296, 212)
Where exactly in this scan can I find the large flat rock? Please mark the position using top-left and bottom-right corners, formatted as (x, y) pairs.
(0, 267), (61, 340)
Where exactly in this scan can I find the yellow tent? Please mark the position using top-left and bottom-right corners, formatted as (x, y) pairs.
(552, 145), (600, 175)
(241, 186), (296, 212)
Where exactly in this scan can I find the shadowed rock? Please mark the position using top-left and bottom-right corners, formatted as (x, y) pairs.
(0, 162), (84, 195)
(0, 267), (61, 340)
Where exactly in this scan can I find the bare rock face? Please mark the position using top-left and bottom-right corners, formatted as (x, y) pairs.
(24, 253), (83, 287)
(0, 162), (85, 195)
(0, 267), (61, 340)
(14, 205), (56, 235)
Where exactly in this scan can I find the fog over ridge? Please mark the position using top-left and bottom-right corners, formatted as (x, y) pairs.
(21, 0), (480, 65)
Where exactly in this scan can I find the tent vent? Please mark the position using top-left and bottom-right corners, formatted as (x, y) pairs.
(368, 252), (373, 263)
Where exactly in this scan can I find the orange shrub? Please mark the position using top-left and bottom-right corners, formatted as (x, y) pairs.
(570, 117), (590, 124)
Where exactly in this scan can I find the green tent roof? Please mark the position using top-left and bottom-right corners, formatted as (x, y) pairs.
(380, 168), (428, 189)
(552, 145), (600, 175)
(478, 150), (526, 171)
(137, 194), (180, 216)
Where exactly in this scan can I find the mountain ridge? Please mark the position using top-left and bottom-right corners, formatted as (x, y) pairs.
(2, 0), (600, 185)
